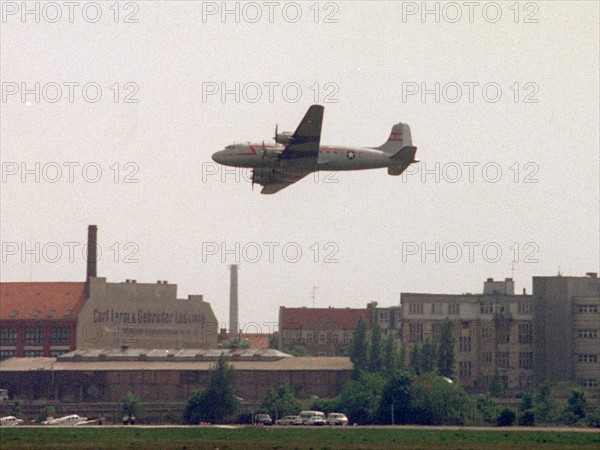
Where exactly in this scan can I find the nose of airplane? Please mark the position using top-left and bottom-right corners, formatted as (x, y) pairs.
(212, 150), (225, 164)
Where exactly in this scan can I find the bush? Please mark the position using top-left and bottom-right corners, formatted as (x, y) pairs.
(36, 405), (56, 423)
(519, 410), (535, 426)
(585, 410), (600, 428)
(497, 408), (515, 427)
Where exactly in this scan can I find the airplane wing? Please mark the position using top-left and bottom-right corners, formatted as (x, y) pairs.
(257, 105), (323, 194)
(279, 104), (323, 160)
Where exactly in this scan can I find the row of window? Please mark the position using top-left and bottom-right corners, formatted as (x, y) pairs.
(578, 354), (598, 363)
(0, 327), (71, 345)
(577, 329), (598, 339)
(407, 322), (534, 344)
(407, 301), (533, 316)
(0, 348), (69, 360)
(577, 304), (598, 314)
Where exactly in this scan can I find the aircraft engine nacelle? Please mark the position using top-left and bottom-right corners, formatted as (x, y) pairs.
(261, 147), (283, 161)
(275, 131), (293, 145)
(252, 167), (284, 186)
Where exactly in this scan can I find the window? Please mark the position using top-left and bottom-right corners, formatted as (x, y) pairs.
(408, 323), (423, 342)
(9, 310), (18, 318)
(50, 349), (69, 357)
(577, 329), (598, 339)
(0, 350), (17, 360)
(63, 309), (73, 317)
(496, 323), (510, 343)
(47, 309), (56, 318)
(481, 352), (493, 363)
(482, 325), (493, 341)
(480, 303), (493, 314)
(24, 350), (44, 357)
(518, 351), (533, 369)
(379, 312), (388, 321)
(459, 361), (472, 377)
(25, 327), (43, 344)
(409, 303), (423, 314)
(306, 332), (313, 343)
(319, 333), (326, 344)
(519, 375), (533, 389)
(51, 327), (70, 344)
(459, 336), (471, 352)
(0, 327), (17, 345)
(578, 354), (598, 363)
(343, 332), (350, 344)
(317, 352), (326, 357)
(578, 304), (598, 314)
(518, 323), (534, 343)
(31, 309), (41, 318)
(332, 333), (338, 344)
(448, 303), (460, 315)
(496, 351), (510, 368)
(431, 303), (443, 315)
(582, 379), (598, 388)
(518, 301), (532, 315)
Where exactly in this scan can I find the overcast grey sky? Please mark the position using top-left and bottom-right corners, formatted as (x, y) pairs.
(1, 1), (598, 331)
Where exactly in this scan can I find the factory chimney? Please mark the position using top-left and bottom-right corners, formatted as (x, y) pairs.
(86, 225), (98, 295)
(229, 264), (238, 333)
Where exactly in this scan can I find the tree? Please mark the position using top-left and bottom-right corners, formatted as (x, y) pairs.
(183, 355), (239, 424)
(349, 316), (368, 375)
(376, 373), (412, 424)
(268, 333), (279, 349)
(489, 370), (505, 398)
(476, 394), (497, 425)
(396, 344), (407, 372)
(120, 392), (142, 418)
(11, 400), (21, 418)
(382, 334), (396, 378)
(368, 323), (383, 372)
(409, 343), (422, 375)
(519, 390), (535, 426)
(260, 384), (301, 420)
(497, 408), (516, 426)
(561, 387), (588, 424)
(219, 336), (250, 349)
(289, 345), (309, 357)
(410, 373), (471, 425)
(420, 339), (437, 373)
(36, 405), (56, 423)
(337, 371), (385, 424)
(534, 381), (556, 424)
(437, 319), (455, 378)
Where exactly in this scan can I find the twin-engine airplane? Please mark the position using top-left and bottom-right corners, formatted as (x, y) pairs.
(211, 105), (418, 194)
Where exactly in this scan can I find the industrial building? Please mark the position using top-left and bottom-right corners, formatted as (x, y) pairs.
(0, 225), (219, 359)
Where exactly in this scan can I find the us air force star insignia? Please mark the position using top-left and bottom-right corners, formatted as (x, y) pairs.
(347, 150), (356, 160)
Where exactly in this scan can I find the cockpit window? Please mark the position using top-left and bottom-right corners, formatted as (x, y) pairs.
(225, 145), (236, 149)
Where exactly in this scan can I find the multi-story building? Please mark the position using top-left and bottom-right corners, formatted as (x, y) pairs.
(0, 282), (85, 359)
(401, 278), (535, 394)
(533, 273), (600, 391)
(278, 307), (370, 356)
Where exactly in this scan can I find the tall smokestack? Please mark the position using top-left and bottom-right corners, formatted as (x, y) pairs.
(229, 264), (238, 333)
(86, 225), (98, 282)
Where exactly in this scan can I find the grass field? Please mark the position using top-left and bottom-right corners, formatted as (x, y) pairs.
(1, 426), (599, 450)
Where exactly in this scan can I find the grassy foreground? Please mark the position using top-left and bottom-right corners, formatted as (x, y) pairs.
(1, 426), (598, 450)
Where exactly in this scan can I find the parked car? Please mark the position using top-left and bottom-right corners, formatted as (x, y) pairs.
(254, 413), (273, 425)
(299, 410), (326, 426)
(275, 415), (302, 425)
(326, 413), (348, 426)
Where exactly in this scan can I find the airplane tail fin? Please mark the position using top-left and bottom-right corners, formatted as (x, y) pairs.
(376, 123), (412, 154)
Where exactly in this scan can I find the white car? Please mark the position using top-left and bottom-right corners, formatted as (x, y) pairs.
(0, 416), (24, 427)
(299, 410), (326, 426)
(326, 413), (348, 426)
(275, 415), (302, 425)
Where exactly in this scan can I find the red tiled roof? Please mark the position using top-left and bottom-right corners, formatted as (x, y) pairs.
(0, 282), (86, 320)
(280, 308), (370, 330)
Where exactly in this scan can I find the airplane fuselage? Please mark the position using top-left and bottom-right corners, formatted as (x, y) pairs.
(212, 143), (393, 171)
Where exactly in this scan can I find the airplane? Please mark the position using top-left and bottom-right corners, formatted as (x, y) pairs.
(211, 105), (418, 194)
(42, 414), (96, 426)
(0, 415), (24, 426)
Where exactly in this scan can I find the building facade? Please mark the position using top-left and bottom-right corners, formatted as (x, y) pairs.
(0, 282), (85, 359)
(278, 307), (371, 356)
(401, 278), (535, 395)
(533, 273), (600, 390)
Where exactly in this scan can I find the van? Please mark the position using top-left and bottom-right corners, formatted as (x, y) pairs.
(299, 410), (326, 426)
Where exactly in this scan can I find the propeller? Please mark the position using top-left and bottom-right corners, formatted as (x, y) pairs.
(273, 124), (278, 143)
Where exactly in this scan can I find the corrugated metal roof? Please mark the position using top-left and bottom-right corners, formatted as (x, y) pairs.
(0, 356), (352, 372)
(0, 282), (85, 320)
